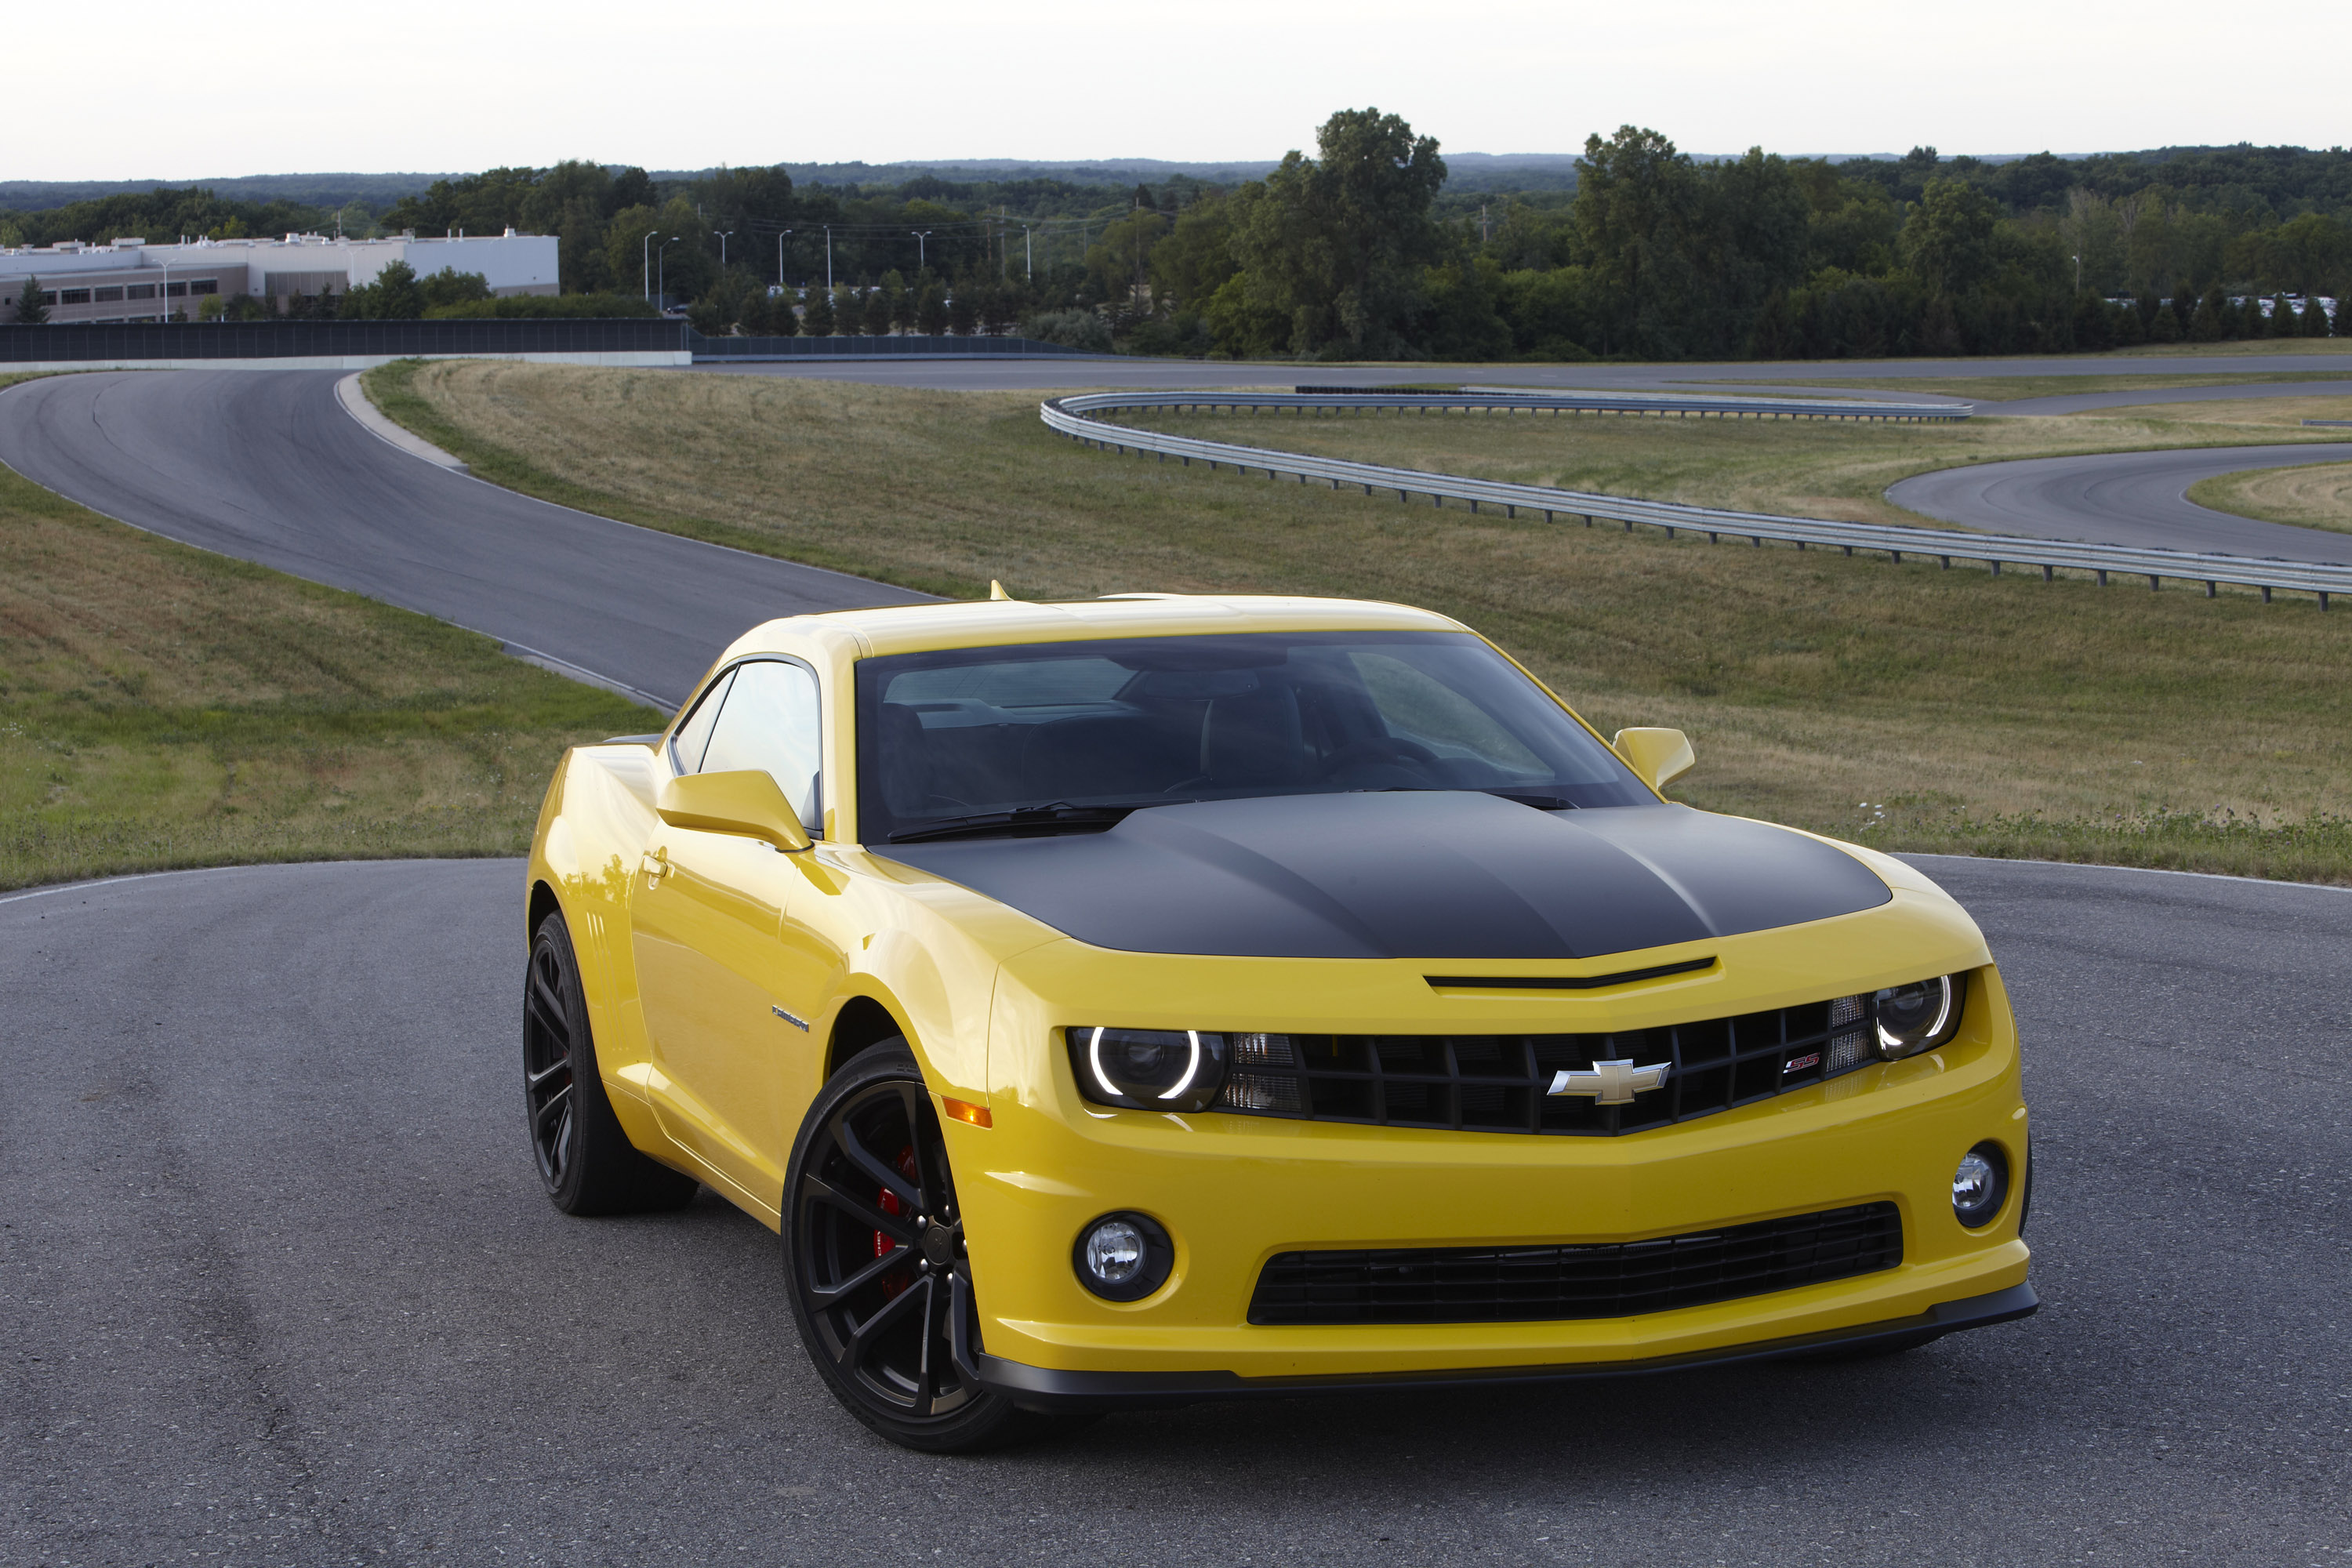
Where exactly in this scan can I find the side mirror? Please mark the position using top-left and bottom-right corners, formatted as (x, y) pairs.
(655, 770), (813, 852)
(1611, 728), (1695, 793)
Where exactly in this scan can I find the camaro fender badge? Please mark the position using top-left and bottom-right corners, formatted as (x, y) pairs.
(771, 1005), (810, 1033)
(1547, 1058), (1671, 1105)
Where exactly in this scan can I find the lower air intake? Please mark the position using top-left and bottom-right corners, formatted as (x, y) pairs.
(1249, 1202), (1903, 1326)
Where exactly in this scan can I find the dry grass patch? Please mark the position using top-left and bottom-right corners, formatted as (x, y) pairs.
(1711, 370), (2352, 402)
(372, 359), (2352, 880)
(2190, 458), (2352, 535)
(0, 383), (659, 890)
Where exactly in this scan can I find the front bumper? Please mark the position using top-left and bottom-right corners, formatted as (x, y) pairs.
(977, 1282), (2038, 1411)
(953, 913), (2030, 1390)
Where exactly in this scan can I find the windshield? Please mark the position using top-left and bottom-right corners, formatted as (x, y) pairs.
(855, 630), (1653, 842)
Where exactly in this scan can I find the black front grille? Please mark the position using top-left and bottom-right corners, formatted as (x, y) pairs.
(1215, 992), (1886, 1137)
(1249, 1203), (1904, 1326)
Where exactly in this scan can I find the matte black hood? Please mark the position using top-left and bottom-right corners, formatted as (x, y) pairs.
(876, 792), (1891, 960)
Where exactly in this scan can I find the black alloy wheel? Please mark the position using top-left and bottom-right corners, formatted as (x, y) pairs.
(524, 910), (699, 1215)
(783, 1040), (1090, 1452)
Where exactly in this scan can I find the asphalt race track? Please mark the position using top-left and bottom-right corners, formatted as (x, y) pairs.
(1888, 443), (2352, 561)
(3, 358), (2350, 1562)
(0, 370), (928, 708)
(5, 854), (2347, 1565)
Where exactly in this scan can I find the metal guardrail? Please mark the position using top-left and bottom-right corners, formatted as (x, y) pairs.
(1041, 391), (2349, 608)
(1080, 387), (1969, 422)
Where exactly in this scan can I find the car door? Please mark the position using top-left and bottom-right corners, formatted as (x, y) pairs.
(631, 659), (825, 1210)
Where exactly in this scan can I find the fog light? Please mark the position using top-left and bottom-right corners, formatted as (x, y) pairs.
(1073, 1211), (1173, 1301)
(1952, 1143), (2009, 1229)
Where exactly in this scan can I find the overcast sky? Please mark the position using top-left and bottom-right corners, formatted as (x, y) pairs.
(19, 0), (2349, 181)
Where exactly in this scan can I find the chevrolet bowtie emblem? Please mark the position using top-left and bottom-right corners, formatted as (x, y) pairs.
(1548, 1058), (1670, 1105)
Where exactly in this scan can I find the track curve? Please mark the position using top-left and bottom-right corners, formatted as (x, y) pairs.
(0, 369), (929, 708)
(1887, 442), (2352, 559)
(5, 854), (2344, 1563)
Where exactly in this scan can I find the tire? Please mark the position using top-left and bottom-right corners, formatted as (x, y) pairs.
(782, 1039), (1094, 1453)
(524, 909), (699, 1216)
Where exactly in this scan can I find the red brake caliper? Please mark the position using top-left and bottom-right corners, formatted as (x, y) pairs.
(874, 1144), (920, 1298)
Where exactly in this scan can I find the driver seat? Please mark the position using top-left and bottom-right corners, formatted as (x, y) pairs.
(1199, 687), (1305, 786)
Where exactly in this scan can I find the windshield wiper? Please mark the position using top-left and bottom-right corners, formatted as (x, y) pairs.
(1361, 786), (1581, 811)
(886, 803), (1140, 844)
(1484, 789), (1580, 811)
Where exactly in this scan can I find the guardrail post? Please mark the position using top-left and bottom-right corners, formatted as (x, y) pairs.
(2096, 570), (2108, 586)
(2043, 565), (2054, 582)
(2148, 575), (2160, 591)
(2262, 586), (2273, 604)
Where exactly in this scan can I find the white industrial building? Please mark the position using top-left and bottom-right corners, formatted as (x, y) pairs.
(0, 232), (559, 324)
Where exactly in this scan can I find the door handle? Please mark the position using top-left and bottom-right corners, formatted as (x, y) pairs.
(641, 846), (671, 887)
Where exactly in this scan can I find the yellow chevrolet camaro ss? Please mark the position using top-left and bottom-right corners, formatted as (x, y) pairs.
(521, 593), (2032, 1450)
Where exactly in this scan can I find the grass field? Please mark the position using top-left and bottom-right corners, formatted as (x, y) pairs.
(1709, 370), (2352, 403)
(369, 359), (2352, 882)
(2189, 459), (2352, 535)
(1108, 394), (2352, 528)
(0, 376), (661, 891)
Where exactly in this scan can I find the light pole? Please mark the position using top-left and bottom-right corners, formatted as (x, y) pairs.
(775, 228), (793, 290)
(717, 230), (735, 267)
(2072, 252), (2082, 292)
(824, 226), (833, 292)
(910, 230), (931, 273)
(641, 230), (670, 301)
(657, 235), (681, 310)
(1022, 224), (1033, 282)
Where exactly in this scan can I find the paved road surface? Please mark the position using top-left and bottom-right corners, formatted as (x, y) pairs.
(1889, 443), (2352, 561)
(5, 853), (2345, 1566)
(0, 369), (928, 709)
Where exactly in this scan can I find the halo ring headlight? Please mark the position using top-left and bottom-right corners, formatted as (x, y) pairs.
(1874, 975), (1963, 1060)
(1072, 1028), (1229, 1112)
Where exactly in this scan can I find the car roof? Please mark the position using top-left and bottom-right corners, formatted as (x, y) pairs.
(719, 593), (1472, 664)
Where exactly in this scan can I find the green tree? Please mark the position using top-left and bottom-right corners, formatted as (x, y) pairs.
(860, 285), (891, 336)
(1902, 180), (2000, 296)
(2304, 292), (2329, 337)
(342, 260), (426, 319)
(13, 274), (47, 325)
(417, 267), (493, 310)
(1147, 194), (1240, 314)
(1570, 125), (1704, 356)
(1229, 107), (1447, 356)
(914, 280), (948, 336)
(946, 282), (978, 336)
(2189, 285), (2229, 342)
(800, 286), (834, 336)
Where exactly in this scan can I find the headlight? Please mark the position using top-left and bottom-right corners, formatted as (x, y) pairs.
(1069, 1027), (1229, 1112)
(1873, 975), (1963, 1059)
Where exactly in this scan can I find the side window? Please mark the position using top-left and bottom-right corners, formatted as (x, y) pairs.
(699, 660), (824, 833)
(666, 668), (736, 776)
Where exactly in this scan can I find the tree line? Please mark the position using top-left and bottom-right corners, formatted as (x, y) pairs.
(8, 128), (2348, 357)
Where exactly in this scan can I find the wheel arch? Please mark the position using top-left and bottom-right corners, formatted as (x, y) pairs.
(528, 877), (563, 940)
(827, 993), (913, 1080)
